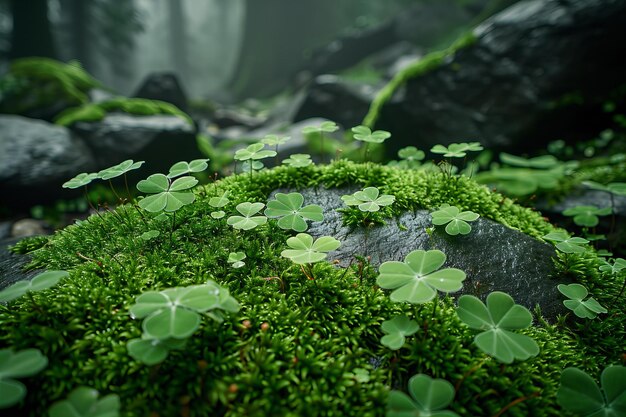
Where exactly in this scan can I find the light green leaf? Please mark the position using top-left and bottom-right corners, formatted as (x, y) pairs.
(558, 284), (607, 319)
(62, 172), (98, 189)
(281, 233), (340, 265)
(387, 374), (459, 417)
(140, 230), (160, 241)
(234, 143), (276, 161)
(431, 205), (479, 236)
(98, 159), (144, 180)
(0, 270), (67, 302)
(543, 232), (589, 253)
(562, 205), (612, 227)
(282, 153), (313, 167)
(167, 159), (209, 178)
(380, 315), (419, 350)
(351, 125), (391, 144)
(557, 366), (626, 416)
(341, 187), (395, 212)
(261, 134), (290, 147)
(209, 191), (230, 208)
(48, 387), (120, 417)
(265, 193), (323, 232)
(227, 202), (267, 230)
(136, 174), (197, 213)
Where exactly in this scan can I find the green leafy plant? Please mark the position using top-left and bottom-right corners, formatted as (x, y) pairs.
(431, 204), (479, 236)
(380, 315), (419, 350)
(48, 386), (120, 417)
(139, 230), (160, 241)
(600, 258), (626, 275)
(556, 366), (626, 417)
(167, 159), (210, 178)
(62, 172), (98, 189)
(584, 181), (626, 196)
(0, 270), (67, 303)
(234, 143), (276, 176)
(227, 202), (267, 230)
(376, 250), (466, 304)
(302, 121), (339, 162)
(127, 337), (186, 366)
(0, 348), (48, 408)
(431, 142), (483, 158)
(136, 174), (198, 213)
(543, 232), (589, 254)
(228, 252), (246, 268)
(456, 291), (540, 364)
(265, 192), (324, 232)
(387, 373), (459, 417)
(499, 153), (559, 169)
(98, 159), (145, 181)
(209, 191), (230, 219)
(351, 125), (391, 161)
(341, 187), (395, 213)
(282, 153), (313, 168)
(557, 284), (608, 319)
(391, 146), (425, 169)
(261, 134), (290, 164)
(280, 233), (341, 279)
(562, 206), (611, 228)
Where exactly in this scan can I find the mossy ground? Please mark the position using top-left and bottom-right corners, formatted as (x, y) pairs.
(2, 161), (623, 416)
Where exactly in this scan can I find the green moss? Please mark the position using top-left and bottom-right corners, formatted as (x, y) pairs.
(9, 236), (50, 255)
(0, 58), (101, 115)
(0, 162), (620, 416)
(54, 97), (193, 126)
(362, 31), (477, 128)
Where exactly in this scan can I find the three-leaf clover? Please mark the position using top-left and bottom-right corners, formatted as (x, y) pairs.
(556, 366), (626, 417)
(600, 258), (626, 275)
(500, 153), (559, 169)
(282, 153), (313, 168)
(140, 230), (160, 241)
(431, 204), (479, 235)
(98, 159), (145, 180)
(396, 146), (425, 169)
(584, 181), (626, 196)
(380, 315), (419, 350)
(261, 134), (290, 147)
(341, 187), (395, 212)
(376, 250), (466, 304)
(562, 206), (611, 227)
(431, 142), (483, 158)
(280, 233), (340, 264)
(62, 172), (98, 189)
(351, 125), (391, 144)
(136, 174), (198, 213)
(127, 337), (186, 366)
(456, 292), (539, 364)
(0, 348), (48, 408)
(167, 159), (209, 178)
(0, 270), (67, 303)
(543, 232), (589, 253)
(228, 252), (246, 268)
(209, 191), (230, 219)
(234, 143), (276, 163)
(387, 374), (459, 417)
(265, 192), (324, 232)
(48, 386), (120, 417)
(227, 202), (267, 230)
(302, 121), (339, 135)
(557, 284), (608, 319)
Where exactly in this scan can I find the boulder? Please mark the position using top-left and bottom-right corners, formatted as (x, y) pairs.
(374, 0), (626, 156)
(0, 237), (42, 291)
(133, 72), (189, 112)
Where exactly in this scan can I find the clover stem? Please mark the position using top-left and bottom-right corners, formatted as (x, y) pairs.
(320, 131), (325, 164)
(431, 298), (438, 318)
(491, 391), (540, 417)
(249, 160), (253, 180)
(108, 179), (123, 203)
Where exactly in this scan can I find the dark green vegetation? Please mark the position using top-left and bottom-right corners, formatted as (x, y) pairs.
(2, 161), (624, 416)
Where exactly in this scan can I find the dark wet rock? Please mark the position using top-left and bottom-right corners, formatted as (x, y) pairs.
(212, 108), (266, 130)
(0, 222), (11, 240)
(0, 237), (42, 291)
(133, 72), (189, 112)
(374, 0), (626, 156)
(275, 187), (564, 320)
(0, 115), (97, 208)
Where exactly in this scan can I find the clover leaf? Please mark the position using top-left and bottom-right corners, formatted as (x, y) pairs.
(167, 159), (209, 178)
(241, 160), (265, 172)
(233, 143), (276, 162)
(0, 270), (67, 303)
(0, 348), (48, 409)
(140, 230), (160, 241)
(557, 366), (626, 417)
(394, 146), (425, 169)
(265, 192), (324, 232)
(302, 121), (339, 135)
(584, 181), (626, 196)
(380, 315), (419, 350)
(261, 134), (290, 147)
(282, 153), (313, 168)
(543, 232), (589, 253)
(98, 159), (145, 180)
(387, 373), (459, 417)
(351, 125), (391, 144)
(228, 252), (246, 268)
(211, 211), (225, 219)
(500, 153), (559, 169)
(557, 284), (608, 319)
(227, 202), (267, 230)
(341, 187), (395, 212)
(127, 337), (186, 365)
(280, 233), (340, 264)
(62, 172), (98, 189)
(562, 205), (611, 227)
(431, 204), (479, 235)
(136, 174), (198, 213)
(431, 142), (483, 158)
(209, 191), (230, 208)
(377, 250), (466, 304)
(600, 258), (626, 275)
(456, 292), (539, 364)
(48, 386), (120, 417)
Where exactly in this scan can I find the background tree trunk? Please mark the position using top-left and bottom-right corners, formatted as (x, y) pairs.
(9, 0), (56, 59)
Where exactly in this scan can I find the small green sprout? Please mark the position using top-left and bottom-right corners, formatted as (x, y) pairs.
(351, 125), (391, 161)
(341, 187), (395, 212)
(431, 142), (483, 158)
(211, 211), (225, 219)
(557, 366), (626, 417)
(280, 233), (340, 265)
(261, 134), (291, 147)
(227, 202), (267, 230)
(48, 386), (120, 417)
(543, 231), (589, 253)
(302, 121), (339, 162)
(282, 153), (313, 168)
(209, 191), (230, 219)
(140, 230), (160, 241)
(265, 192), (324, 232)
(431, 204), (479, 236)
(98, 159), (145, 180)
(136, 174), (198, 213)
(127, 337), (186, 366)
(241, 160), (265, 173)
(234, 143), (276, 175)
(62, 172), (98, 189)
(0, 270), (67, 303)
(395, 146), (425, 169)
(387, 374), (459, 417)
(376, 250), (466, 304)
(557, 284), (608, 319)
(562, 205), (611, 227)
(0, 348), (48, 409)
(167, 159), (210, 178)
(456, 292), (539, 364)
(228, 252), (246, 268)
(380, 315), (419, 350)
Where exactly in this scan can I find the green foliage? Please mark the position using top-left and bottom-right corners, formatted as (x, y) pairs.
(562, 206), (611, 228)
(126, 337), (186, 366)
(351, 125), (391, 144)
(377, 250), (466, 304)
(209, 191), (230, 208)
(0, 348), (48, 409)
(227, 252), (246, 268)
(234, 143), (276, 162)
(387, 374), (459, 417)
(380, 315), (419, 350)
(226, 202), (267, 230)
(543, 232), (589, 254)
(282, 153), (313, 167)
(557, 284), (608, 319)
(431, 142), (483, 158)
(302, 121), (339, 135)
(264, 192), (323, 232)
(389, 146), (425, 169)
(341, 187), (395, 212)
(48, 386), (120, 417)
(98, 160), (145, 181)
(167, 159), (210, 179)
(0, 270), (67, 303)
(139, 230), (160, 241)
(584, 181), (626, 196)
(499, 153), (560, 169)
(556, 366), (626, 417)
(136, 174), (198, 213)
(260, 134), (290, 147)
(280, 233), (341, 264)
(456, 292), (539, 364)
(599, 258), (626, 275)
(431, 204), (480, 235)
(62, 173), (98, 189)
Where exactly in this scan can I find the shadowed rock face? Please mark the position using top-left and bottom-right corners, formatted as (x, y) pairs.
(275, 187), (565, 320)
